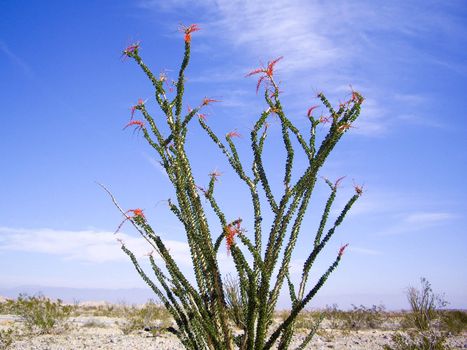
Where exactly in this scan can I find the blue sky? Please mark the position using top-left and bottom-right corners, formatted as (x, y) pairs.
(0, 0), (466, 309)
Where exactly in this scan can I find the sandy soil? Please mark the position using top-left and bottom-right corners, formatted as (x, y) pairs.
(1, 314), (466, 349)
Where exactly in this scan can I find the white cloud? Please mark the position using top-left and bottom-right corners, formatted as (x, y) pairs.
(138, 0), (465, 136)
(404, 212), (457, 224)
(348, 246), (382, 256)
(352, 97), (388, 136)
(141, 0), (465, 72)
(393, 93), (426, 105)
(377, 211), (458, 236)
(0, 226), (192, 264)
(396, 114), (445, 129)
(0, 225), (242, 279)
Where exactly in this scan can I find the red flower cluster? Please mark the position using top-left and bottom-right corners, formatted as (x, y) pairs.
(339, 86), (365, 110)
(202, 97), (221, 106)
(209, 170), (222, 180)
(114, 208), (145, 234)
(319, 116), (332, 124)
(130, 98), (146, 119)
(350, 88), (364, 103)
(338, 243), (349, 257)
(307, 105), (319, 118)
(226, 130), (241, 138)
(126, 208), (145, 219)
(225, 219), (243, 254)
(179, 24), (201, 43)
(124, 120), (144, 130)
(334, 176), (346, 188)
(354, 184), (363, 196)
(197, 113), (207, 121)
(122, 42), (140, 57)
(246, 56), (283, 93)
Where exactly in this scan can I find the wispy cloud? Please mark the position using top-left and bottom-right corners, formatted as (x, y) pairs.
(378, 211), (458, 236)
(286, 244), (382, 277)
(352, 97), (388, 136)
(139, 0), (466, 136)
(144, 152), (170, 180)
(348, 246), (382, 256)
(0, 226), (191, 264)
(396, 114), (445, 129)
(394, 93), (426, 105)
(404, 212), (457, 224)
(141, 0), (465, 73)
(339, 187), (452, 218)
(0, 40), (33, 77)
(0, 226), (239, 277)
(146, 0), (348, 75)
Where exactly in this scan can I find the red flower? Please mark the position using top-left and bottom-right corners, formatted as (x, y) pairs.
(338, 243), (349, 257)
(114, 208), (145, 234)
(226, 130), (241, 138)
(202, 97), (221, 106)
(353, 181), (364, 196)
(130, 99), (146, 119)
(197, 113), (207, 121)
(209, 170), (222, 180)
(179, 24), (201, 43)
(122, 42), (140, 57)
(307, 105), (319, 117)
(124, 120), (144, 130)
(319, 116), (332, 124)
(349, 86), (364, 103)
(126, 208), (145, 219)
(225, 226), (237, 254)
(225, 219), (242, 254)
(334, 176), (346, 188)
(246, 56), (283, 93)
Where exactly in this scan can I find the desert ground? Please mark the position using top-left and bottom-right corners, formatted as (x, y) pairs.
(1, 297), (466, 349)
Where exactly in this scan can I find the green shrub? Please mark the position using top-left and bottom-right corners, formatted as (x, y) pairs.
(322, 304), (344, 329)
(385, 278), (451, 350)
(383, 330), (450, 350)
(0, 328), (15, 350)
(224, 275), (246, 331)
(0, 300), (15, 315)
(82, 303), (119, 317)
(320, 304), (387, 331)
(342, 304), (386, 330)
(118, 300), (171, 335)
(403, 278), (447, 331)
(440, 310), (467, 335)
(12, 293), (72, 334)
(289, 311), (322, 331)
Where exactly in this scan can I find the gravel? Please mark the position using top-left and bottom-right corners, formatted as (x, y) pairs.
(2, 316), (466, 349)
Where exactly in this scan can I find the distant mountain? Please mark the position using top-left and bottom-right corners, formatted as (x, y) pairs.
(0, 285), (155, 304)
(1, 285), (464, 311)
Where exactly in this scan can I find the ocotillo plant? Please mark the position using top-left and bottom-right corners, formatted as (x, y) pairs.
(106, 24), (364, 350)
